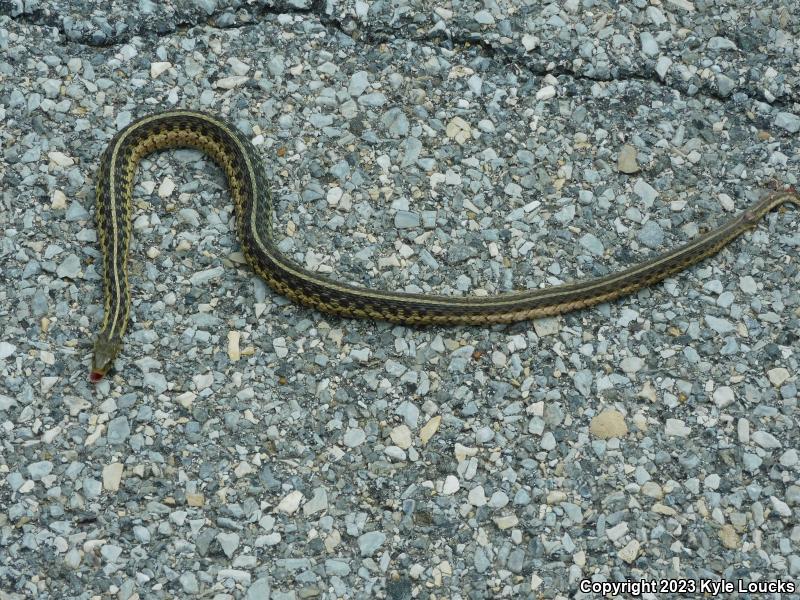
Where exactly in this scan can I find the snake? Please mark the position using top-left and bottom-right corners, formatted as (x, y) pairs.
(88, 109), (800, 382)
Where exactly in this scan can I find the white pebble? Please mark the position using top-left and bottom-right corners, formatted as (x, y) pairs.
(276, 490), (304, 514)
(535, 85), (556, 100)
(468, 486), (487, 506)
(767, 368), (790, 386)
(150, 61), (172, 78)
(0, 342), (16, 359)
(390, 425), (412, 449)
(712, 386), (734, 408)
(665, 418), (690, 437)
(441, 475), (460, 495)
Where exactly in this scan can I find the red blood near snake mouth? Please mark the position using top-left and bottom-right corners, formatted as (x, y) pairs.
(89, 370), (104, 383)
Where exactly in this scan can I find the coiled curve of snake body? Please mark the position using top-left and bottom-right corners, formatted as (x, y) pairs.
(89, 109), (800, 381)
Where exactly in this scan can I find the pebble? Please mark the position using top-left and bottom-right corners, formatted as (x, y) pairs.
(395, 401), (419, 428)
(665, 418), (691, 437)
(655, 56), (672, 79)
(216, 532), (239, 558)
(474, 10), (495, 25)
(493, 515), (518, 530)
(719, 524), (739, 549)
(102, 463), (123, 491)
(770, 496), (791, 517)
(302, 487), (328, 515)
(441, 475), (460, 495)
(276, 490), (304, 514)
(247, 578), (270, 600)
(28, 460), (53, 480)
(751, 431), (781, 449)
(775, 112), (800, 133)
(348, 71), (370, 96)
(357, 531), (385, 556)
(65, 200), (89, 221)
(468, 486), (487, 507)
(579, 233), (604, 256)
(540, 432), (556, 450)
(712, 386), (734, 407)
(190, 266), (224, 285)
(215, 75), (248, 89)
(533, 317), (560, 337)
(617, 144), (639, 173)
(390, 425), (412, 449)
(780, 449), (798, 468)
(179, 572), (199, 594)
(150, 61), (171, 78)
(590, 410), (627, 439)
(767, 368), (790, 386)
(639, 32), (659, 56)
(343, 428), (366, 448)
(445, 117), (471, 144)
(488, 491), (509, 509)
(620, 357), (644, 374)
(705, 315), (735, 334)
(106, 417), (130, 445)
(419, 416), (441, 445)
(0, 342), (16, 359)
(395, 210), (420, 228)
(637, 221), (664, 249)
(535, 85), (556, 100)
(633, 179), (659, 204)
(56, 253), (81, 278)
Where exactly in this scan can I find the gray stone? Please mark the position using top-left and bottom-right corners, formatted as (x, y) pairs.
(179, 572), (200, 595)
(107, 416), (130, 445)
(395, 401), (419, 428)
(474, 547), (490, 573)
(190, 266), (225, 285)
(573, 370), (593, 396)
(716, 73), (735, 97)
(217, 532), (240, 558)
(579, 233), (604, 256)
(395, 211), (420, 228)
(143, 372), (167, 395)
(28, 460), (54, 480)
(640, 32), (659, 56)
(382, 108), (409, 136)
(751, 431), (781, 449)
(708, 36), (737, 51)
(358, 531), (385, 556)
(638, 225), (670, 258)
(83, 478), (102, 497)
(705, 315), (735, 334)
(474, 10), (495, 25)
(325, 559), (351, 576)
(246, 577), (271, 600)
(65, 200), (89, 221)
(348, 71), (370, 96)
(775, 112), (800, 133)
(302, 487), (328, 515)
(56, 253), (81, 278)
(343, 428), (366, 447)
(194, 0), (217, 15)
(358, 92), (387, 107)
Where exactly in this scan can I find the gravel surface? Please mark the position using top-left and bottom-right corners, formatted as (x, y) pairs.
(1, 1), (799, 598)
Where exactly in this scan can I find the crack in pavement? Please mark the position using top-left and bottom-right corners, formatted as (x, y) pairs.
(1, 1), (795, 111)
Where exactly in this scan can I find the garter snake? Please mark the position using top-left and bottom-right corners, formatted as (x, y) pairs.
(89, 109), (800, 381)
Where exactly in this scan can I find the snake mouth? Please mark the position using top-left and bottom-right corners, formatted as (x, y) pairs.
(89, 370), (105, 383)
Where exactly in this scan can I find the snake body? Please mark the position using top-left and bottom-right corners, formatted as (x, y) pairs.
(89, 109), (799, 381)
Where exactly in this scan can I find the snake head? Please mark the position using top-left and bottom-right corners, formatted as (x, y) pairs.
(90, 335), (121, 383)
